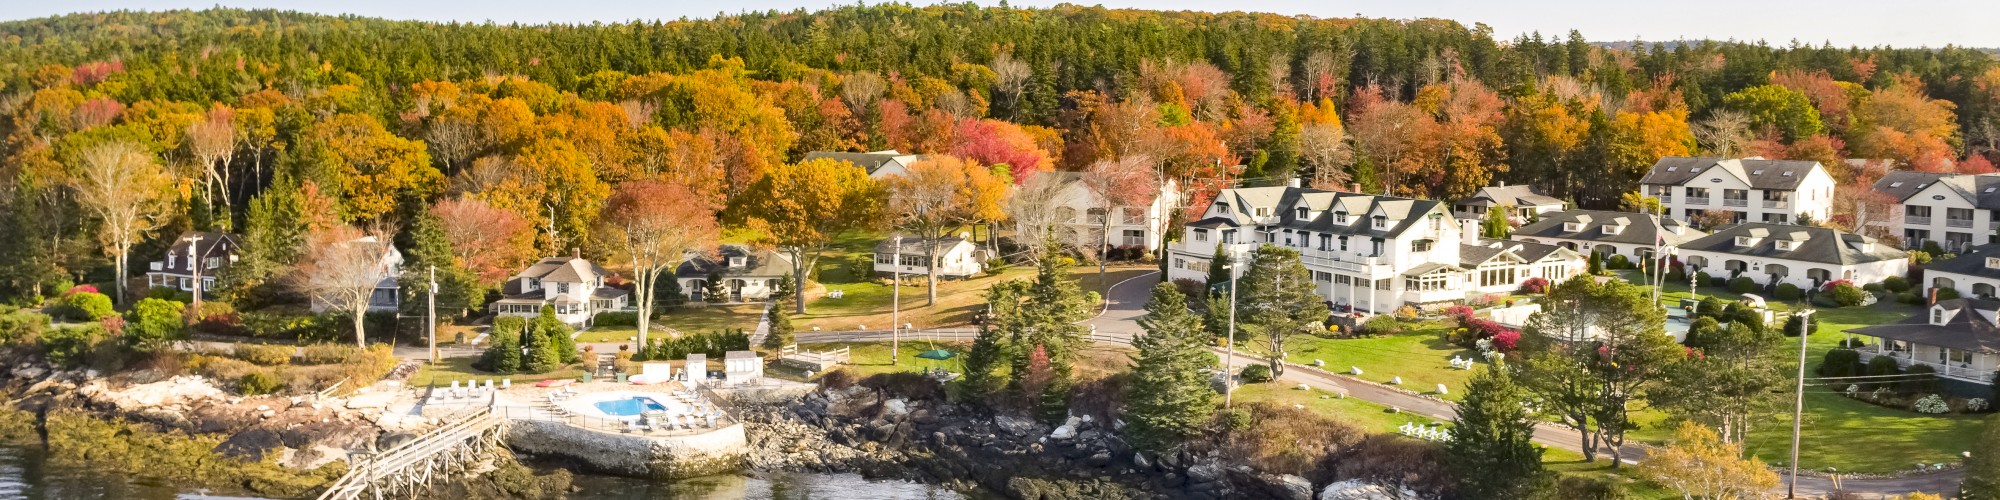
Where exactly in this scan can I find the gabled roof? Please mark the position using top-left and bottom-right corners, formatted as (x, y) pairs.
(1458, 243), (1507, 268)
(1928, 174), (2000, 210)
(1638, 157), (1823, 190)
(1511, 210), (1705, 247)
(1925, 244), (2000, 281)
(1677, 222), (1907, 266)
(1203, 185), (1451, 240)
(513, 257), (611, 284)
(803, 150), (921, 175)
(1871, 170), (1954, 202)
(1463, 184), (1564, 208)
(678, 245), (792, 278)
(154, 231), (245, 275)
(1851, 298), (2000, 353)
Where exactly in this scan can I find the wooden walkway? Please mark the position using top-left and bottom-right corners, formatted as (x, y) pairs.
(315, 407), (506, 500)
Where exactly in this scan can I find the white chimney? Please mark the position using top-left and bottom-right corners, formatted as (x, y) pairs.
(1461, 218), (1481, 244)
(1287, 177), (1302, 189)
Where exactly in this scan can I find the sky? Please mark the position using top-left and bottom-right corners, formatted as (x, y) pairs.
(4, 0), (1998, 48)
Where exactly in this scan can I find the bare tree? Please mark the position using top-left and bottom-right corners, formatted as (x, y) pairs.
(1299, 122), (1353, 188)
(1080, 156), (1159, 287)
(449, 155), (517, 195)
(617, 99), (657, 129)
(1693, 110), (1752, 157)
(72, 140), (174, 305)
(426, 108), (484, 175)
(600, 180), (720, 347)
(841, 71), (887, 115)
(1300, 50), (1342, 101)
(297, 225), (399, 347)
(1005, 171), (1070, 261)
(186, 106), (238, 211)
(992, 52), (1032, 118)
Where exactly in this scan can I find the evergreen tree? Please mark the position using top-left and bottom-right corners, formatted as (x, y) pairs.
(1204, 242), (1235, 288)
(1448, 364), (1550, 498)
(533, 305), (579, 364)
(188, 190), (217, 232)
(1125, 282), (1219, 452)
(703, 272), (728, 303)
(1237, 245), (1330, 378)
(1969, 415), (2000, 499)
(397, 206), (485, 319)
(1005, 257), (1095, 407)
(961, 280), (1025, 400)
(476, 317), (526, 373)
(1481, 205), (1511, 239)
(762, 304), (795, 350)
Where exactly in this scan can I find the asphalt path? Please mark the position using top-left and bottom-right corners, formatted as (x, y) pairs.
(788, 268), (1959, 497)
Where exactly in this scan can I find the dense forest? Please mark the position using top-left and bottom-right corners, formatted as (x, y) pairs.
(1, 4), (1997, 307)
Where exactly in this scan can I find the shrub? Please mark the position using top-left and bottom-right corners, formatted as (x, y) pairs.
(1694, 271), (1712, 288)
(1726, 277), (1757, 294)
(1831, 283), (1866, 307)
(592, 311), (640, 327)
(1913, 394), (1949, 414)
(298, 344), (362, 365)
(122, 298), (186, 351)
(1896, 291), (1923, 305)
(1774, 283), (1802, 300)
(1901, 364), (1941, 395)
(1781, 313), (1821, 336)
(1936, 287), (1962, 301)
(58, 292), (115, 321)
(1863, 355), (1903, 391)
(1357, 315), (1403, 336)
(144, 287), (193, 303)
(238, 372), (283, 395)
(1518, 277), (1550, 295)
(1555, 475), (1630, 500)
(1606, 254), (1632, 270)
(1970, 398), (1991, 412)
(1883, 276), (1912, 293)
(0, 310), (49, 346)
(1393, 306), (1418, 320)
(1910, 250), (1934, 266)
(188, 355), (261, 382)
(233, 344), (293, 366)
(38, 326), (106, 367)
(1490, 330), (1521, 352)
(1819, 349), (1862, 378)
(1221, 402), (1365, 477)
(62, 284), (99, 296)
(1239, 364), (1274, 383)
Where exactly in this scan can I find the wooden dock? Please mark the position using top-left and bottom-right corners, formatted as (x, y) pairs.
(315, 407), (506, 500)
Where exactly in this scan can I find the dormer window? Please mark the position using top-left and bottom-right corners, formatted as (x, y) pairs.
(1890, 182), (1904, 188)
(1933, 307), (1947, 325)
(1986, 257), (2000, 269)
(1372, 216), (1387, 229)
(1563, 222), (1583, 232)
(1775, 240), (1797, 251)
(1601, 225), (1624, 235)
(1735, 236), (1762, 247)
(1295, 207), (1308, 219)
(1255, 207), (1271, 217)
(729, 256), (747, 268)
(1334, 211), (1348, 223)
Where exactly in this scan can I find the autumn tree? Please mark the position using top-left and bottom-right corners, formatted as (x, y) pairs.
(184, 105), (238, 215)
(1722, 85), (1824, 141)
(296, 113), (442, 221)
(1637, 422), (1779, 499)
(600, 179), (720, 347)
(1518, 276), (1678, 466)
(886, 156), (999, 305)
(297, 225), (399, 347)
(1004, 171), (1070, 261)
(1080, 155), (1158, 285)
(952, 118), (1053, 181)
(735, 158), (886, 313)
(71, 140), (174, 305)
(432, 196), (536, 284)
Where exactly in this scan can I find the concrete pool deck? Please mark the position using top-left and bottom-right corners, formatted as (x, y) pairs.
(413, 379), (752, 479)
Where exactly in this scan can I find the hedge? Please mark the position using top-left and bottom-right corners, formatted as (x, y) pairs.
(1882, 276), (1912, 293)
(1727, 277), (1758, 294)
(1819, 349), (1862, 378)
(1774, 283), (1801, 300)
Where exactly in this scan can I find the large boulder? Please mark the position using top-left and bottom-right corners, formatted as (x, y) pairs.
(1318, 479), (1421, 500)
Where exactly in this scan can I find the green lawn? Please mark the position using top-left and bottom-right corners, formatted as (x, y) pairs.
(1246, 320), (1483, 401)
(1543, 448), (1678, 499)
(409, 356), (586, 387)
(1230, 382), (1437, 434)
(572, 305), (765, 344)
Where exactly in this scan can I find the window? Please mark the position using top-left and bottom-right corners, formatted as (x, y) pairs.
(1122, 230), (1145, 246)
(1987, 257), (2000, 269)
(877, 254), (895, 265)
(1370, 240), (1384, 256)
(1406, 273), (1450, 292)
(1335, 275), (1352, 285)
(1667, 166), (1678, 172)
(1338, 236), (1349, 252)
(1601, 225), (1623, 235)
(1295, 207), (1308, 219)
(1372, 216), (1387, 229)
(1255, 207), (1271, 217)
(729, 257), (746, 267)
(1774, 240), (1796, 251)
(204, 257), (222, 269)
(1375, 278), (1392, 291)
(1334, 211), (1348, 223)
(1412, 240), (1433, 252)
(1932, 307), (1946, 325)
(1314, 271), (1333, 283)
(1563, 222), (1583, 232)
(1194, 228), (1209, 242)
(1783, 171), (1794, 177)
(1889, 182), (1904, 188)
(1221, 230), (1236, 244)
(557, 282), (570, 294)
(1751, 169), (1764, 175)
(1734, 236), (1762, 247)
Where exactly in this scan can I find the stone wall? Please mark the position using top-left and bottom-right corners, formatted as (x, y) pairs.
(504, 419), (748, 479)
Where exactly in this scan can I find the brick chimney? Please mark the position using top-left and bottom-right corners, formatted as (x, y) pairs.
(1928, 287), (1940, 306)
(1287, 177), (1302, 189)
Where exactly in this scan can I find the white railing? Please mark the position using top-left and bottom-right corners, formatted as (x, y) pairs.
(1686, 197), (1710, 206)
(1859, 350), (1999, 384)
(1948, 219), (1974, 228)
(1907, 216), (1932, 226)
(1723, 198), (1749, 207)
(149, 262), (164, 271)
(1762, 200), (1788, 209)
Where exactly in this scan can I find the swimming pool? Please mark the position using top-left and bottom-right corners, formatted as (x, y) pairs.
(594, 397), (670, 417)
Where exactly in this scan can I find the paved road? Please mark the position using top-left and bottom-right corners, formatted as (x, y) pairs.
(792, 268), (1958, 497)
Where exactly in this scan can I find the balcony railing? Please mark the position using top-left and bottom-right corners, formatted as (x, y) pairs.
(1298, 248), (1390, 276)
(1685, 197), (1710, 206)
(1658, 195), (1672, 203)
(1762, 200), (1788, 209)
(1907, 216), (1932, 225)
(1948, 218), (1974, 228)
(1722, 198), (1749, 207)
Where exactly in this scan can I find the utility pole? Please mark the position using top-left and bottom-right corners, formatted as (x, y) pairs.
(186, 234), (204, 325)
(892, 235), (902, 366)
(1787, 309), (1816, 499)
(427, 265), (438, 364)
(1223, 258), (1239, 409)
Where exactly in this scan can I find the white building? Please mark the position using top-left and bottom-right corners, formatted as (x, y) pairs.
(1451, 183), (1567, 222)
(1676, 222), (1909, 290)
(1163, 181), (1579, 313)
(1870, 171), (2000, 253)
(1850, 298), (2000, 394)
(803, 150), (924, 179)
(493, 257), (630, 325)
(146, 231), (242, 297)
(1043, 172), (1180, 253)
(873, 235), (987, 279)
(1509, 210), (1707, 263)
(677, 245), (793, 303)
(1920, 244), (2000, 299)
(308, 235), (405, 313)
(1639, 157), (1836, 225)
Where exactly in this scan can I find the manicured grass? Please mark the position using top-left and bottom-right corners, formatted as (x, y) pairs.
(1543, 448), (1678, 499)
(1229, 382), (1437, 434)
(1245, 320), (1483, 401)
(658, 304), (765, 334)
(798, 265), (1152, 331)
(409, 356), (586, 387)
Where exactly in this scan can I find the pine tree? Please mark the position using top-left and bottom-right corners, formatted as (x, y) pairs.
(961, 280), (1024, 400)
(1125, 282), (1220, 452)
(1965, 415), (2000, 499)
(1448, 364), (1550, 498)
(476, 316), (526, 373)
(762, 304), (795, 350)
(1237, 245), (1330, 378)
(1204, 242), (1234, 288)
(397, 207), (485, 318)
(703, 272), (727, 303)
(534, 306), (579, 364)
(1481, 205), (1510, 239)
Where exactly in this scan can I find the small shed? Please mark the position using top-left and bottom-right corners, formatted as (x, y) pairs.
(723, 350), (764, 382)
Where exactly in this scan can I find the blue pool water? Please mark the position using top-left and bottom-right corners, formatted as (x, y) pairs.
(593, 397), (669, 416)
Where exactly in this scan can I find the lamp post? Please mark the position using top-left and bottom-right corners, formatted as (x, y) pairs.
(427, 265), (438, 364)
(1787, 308), (1817, 499)
(185, 234), (204, 325)
(1222, 258), (1239, 409)
(892, 235), (902, 366)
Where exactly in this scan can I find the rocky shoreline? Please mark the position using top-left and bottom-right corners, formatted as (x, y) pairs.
(733, 382), (1340, 500)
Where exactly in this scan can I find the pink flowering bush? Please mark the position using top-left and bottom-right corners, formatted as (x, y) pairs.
(1518, 277), (1550, 295)
(1490, 330), (1521, 352)
(63, 284), (99, 297)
